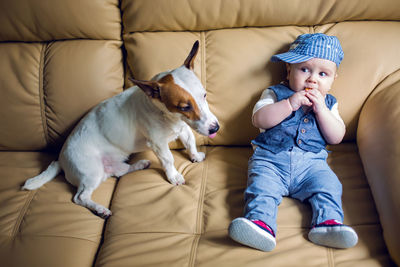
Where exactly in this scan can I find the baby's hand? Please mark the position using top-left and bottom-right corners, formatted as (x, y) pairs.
(305, 89), (327, 114)
(289, 91), (312, 111)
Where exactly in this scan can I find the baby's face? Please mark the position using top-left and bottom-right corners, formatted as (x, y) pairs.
(286, 58), (337, 96)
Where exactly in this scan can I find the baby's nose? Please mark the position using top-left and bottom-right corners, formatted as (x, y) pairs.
(307, 74), (317, 83)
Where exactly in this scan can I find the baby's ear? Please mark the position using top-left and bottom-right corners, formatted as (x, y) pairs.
(285, 63), (291, 80)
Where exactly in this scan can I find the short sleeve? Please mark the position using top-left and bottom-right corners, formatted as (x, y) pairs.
(330, 102), (345, 125)
(252, 88), (277, 116)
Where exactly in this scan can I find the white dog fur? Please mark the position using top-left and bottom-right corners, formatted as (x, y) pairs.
(22, 41), (219, 218)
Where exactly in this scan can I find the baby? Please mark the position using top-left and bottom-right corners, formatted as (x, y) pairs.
(229, 33), (358, 251)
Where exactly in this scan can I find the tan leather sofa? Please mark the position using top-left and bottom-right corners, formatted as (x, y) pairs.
(1, 0), (399, 266)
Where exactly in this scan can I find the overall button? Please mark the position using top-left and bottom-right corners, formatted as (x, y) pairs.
(303, 118), (309, 123)
(298, 139), (302, 145)
(301, 129), (306, 134)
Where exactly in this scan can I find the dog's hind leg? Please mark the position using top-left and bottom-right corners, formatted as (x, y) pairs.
(128, 159), (151, 172)
(105, 159), (151, 178)
(73, 184), (112, 219)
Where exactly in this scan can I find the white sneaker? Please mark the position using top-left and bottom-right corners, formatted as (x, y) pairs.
(229, 217), (276, 251)
(308, 219), (358, 248)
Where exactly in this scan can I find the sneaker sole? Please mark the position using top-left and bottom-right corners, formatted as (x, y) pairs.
(229, 218), (276, 251)
(308, 225), (358, 248)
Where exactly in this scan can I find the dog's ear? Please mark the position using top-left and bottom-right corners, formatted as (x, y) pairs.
(183, 40), (199, 70)
(129, 78), (160, 99)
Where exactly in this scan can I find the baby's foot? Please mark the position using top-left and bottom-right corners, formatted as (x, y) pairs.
(308, 219), (358, 248)
(228, 217), (276, 251)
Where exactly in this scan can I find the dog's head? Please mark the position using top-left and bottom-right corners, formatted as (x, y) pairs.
(130, 41), (219, 138)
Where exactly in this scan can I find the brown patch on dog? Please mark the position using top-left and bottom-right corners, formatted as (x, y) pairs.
(158, 74), (201, 121)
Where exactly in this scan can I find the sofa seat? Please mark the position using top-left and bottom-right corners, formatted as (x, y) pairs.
(94, 145), (391, 266)
(0, 145), (395, 266)
(1, 145), (391, 266)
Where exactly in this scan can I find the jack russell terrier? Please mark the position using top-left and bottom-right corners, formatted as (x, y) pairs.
(22, 41), (219, 218)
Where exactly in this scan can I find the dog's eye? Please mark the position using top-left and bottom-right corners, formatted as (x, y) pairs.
(204, 93), (207, 99)
(177, 103), (192, 112)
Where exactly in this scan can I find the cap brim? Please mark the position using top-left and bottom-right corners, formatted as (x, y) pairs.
(271, 52), (314, 64)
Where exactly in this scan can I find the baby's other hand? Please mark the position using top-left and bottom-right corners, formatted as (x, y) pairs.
(305, 89), (327, 114)
(289, 91), (312, 111)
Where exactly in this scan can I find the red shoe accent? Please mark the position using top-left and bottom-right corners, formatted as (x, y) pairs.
(316, 219), (342, 227)
(252, 220), (275, 237)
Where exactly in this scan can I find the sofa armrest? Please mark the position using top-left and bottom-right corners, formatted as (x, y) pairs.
(357, 77), (400, 265)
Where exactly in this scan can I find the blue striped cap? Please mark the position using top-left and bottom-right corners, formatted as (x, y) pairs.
(271, 33), (344, 67)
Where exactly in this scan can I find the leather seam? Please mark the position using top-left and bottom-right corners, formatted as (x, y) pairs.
(11, 190), (37, 238)
(200, 31), (208, 145)
(189, 146), (208, 266)
(327, 247), (335, 267)
(99, 232), (202, 237)
(200, 31), (207, 97)
(188, 235), (200, 267)
(196, 146), (208, 234)
(7, 232), (101, 244)
(39, 42), (50, 147)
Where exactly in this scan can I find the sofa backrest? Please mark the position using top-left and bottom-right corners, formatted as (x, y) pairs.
(122, 0), (400, 148)
(1, 0), (400, 150)
(0, 0), (124, 151)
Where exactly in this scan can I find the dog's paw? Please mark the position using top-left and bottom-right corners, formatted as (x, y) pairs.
(94, 207), (112, 219)
(168, 172), (186, 185)
(190, 152), (205, 163)
(128, 160), (151, 172)
(136, 159), (151, 170)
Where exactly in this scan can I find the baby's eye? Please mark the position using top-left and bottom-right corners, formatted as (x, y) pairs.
(301, 67), (309, 73)
(319, 72), (327, 77)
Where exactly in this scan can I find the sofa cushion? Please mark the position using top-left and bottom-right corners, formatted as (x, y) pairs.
(0, 151), (117, 267)
(0, 0), (121, 42)
(0, 40), (124, 151)
(0, 0), (124, 151)
(95, 144), (393, 266)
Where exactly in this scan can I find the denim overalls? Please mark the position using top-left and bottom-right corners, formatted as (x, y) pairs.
(245, 84), (343, 234)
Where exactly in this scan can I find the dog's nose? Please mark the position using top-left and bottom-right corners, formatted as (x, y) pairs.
(209, 123), (220, 135)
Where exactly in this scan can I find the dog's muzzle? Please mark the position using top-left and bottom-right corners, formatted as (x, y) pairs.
(208, 123), (220, 138)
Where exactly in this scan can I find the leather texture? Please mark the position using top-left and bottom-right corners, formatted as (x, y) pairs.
(0, 0), (399, 266)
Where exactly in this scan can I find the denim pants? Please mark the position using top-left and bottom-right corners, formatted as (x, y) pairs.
(244, 146), (343, 234)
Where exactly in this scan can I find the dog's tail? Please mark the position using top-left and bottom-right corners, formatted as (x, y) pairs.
(21, 161), (61, 190)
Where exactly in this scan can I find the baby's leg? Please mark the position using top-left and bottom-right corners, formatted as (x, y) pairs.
(291, 159), (357, 248)
(243, 161), (287, 234)
(291, 161), (343, 225)
(243, 147), (289, 233)
(229, 148), (289, 251)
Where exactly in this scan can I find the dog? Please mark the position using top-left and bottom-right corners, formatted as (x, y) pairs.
(22, 41), (219, 218)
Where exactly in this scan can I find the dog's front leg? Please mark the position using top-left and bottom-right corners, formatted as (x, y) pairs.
(179, 125), (205, 163)
(147, 141), (185, 185)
